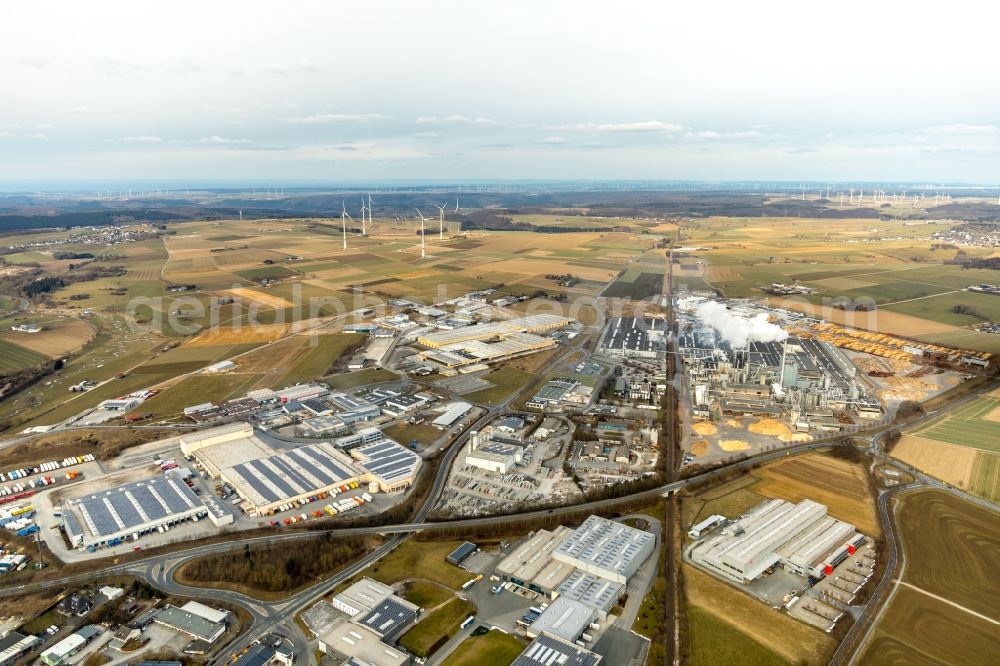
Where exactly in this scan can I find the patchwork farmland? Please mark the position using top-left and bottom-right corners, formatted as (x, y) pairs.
(859, 490), (1000, 664)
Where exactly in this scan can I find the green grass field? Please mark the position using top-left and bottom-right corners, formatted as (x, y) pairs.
(441, 630), (526, 666)
(399, 581), (454, 609)
(280, 333), (364, 385)
(0, 339), (47, 372)
(362, 540), (472, 590)
(688, 606), (789, 666)
(398, 598), (476, 658)
(140, 373), (265, 417)
(384, 422), (444, 448)
(883, 290), (1000, 325)
(969, 453), (1000, 503)
(603, 271), (663, 300)
(911, 396), (1000, 454)
(463, 365), (534, 405)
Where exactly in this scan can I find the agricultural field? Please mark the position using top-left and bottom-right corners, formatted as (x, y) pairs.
(686, 452), (878, 536)
(0, 338), (48, 372)
(891, 436), (979, 491)
(0, 318), (96, 358)
(858, 490), (1000, 663)
(969, 453), (1000, 503)
(683, 216), (1000, 353)
(684, 565), (834, 665)
(893, 490), (999, 616)
(908, 395), (1000, 454)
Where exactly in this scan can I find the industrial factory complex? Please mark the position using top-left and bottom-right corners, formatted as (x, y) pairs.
(687, 499), (866, 584)
(415, 313), (573, 370)
(496, 515), (655, 643)
(180, 422), (419, 516)
(675, 296), (883, 431)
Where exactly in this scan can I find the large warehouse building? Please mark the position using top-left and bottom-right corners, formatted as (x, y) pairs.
(219, 442), (363, 515)
(184, 424), (420, 515)
(62, 475), (210, 550)
(599, 316), (667, 359)
(552, 515), (656, 585)
(497, 515), (656, 636)
(687, 499), (865, 584)
(416, 313), (572, 348)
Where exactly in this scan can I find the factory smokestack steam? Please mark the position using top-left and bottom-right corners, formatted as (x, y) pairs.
(694, 301), (788, 348)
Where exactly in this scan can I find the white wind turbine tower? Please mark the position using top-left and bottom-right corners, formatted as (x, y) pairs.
(367, 193), (374, 234)
(341, 201), (351, 250)
(454, 197), (460, 214)
(360, 197), (367, 236)
(434, 203), (446, 240)
(238, 209), (243, 221)
(415, 209), (427, 259)
(849, 188), (855, 205)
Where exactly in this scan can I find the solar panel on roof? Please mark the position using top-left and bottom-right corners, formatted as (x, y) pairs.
(299, 445), (353, 480)
(233, 463), (281, 503)
(107, 492), (142, 526)
(249, 459), (298, 498)
(285, 449), (333, 485)
(268, 457), (315, 493)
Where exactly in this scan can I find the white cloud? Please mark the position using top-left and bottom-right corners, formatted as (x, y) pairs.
(540, 136), (568, 144)
(195, 136), (252, 144)
(922, 124), (999, 135)
(122, 136), (164, 143)
(552, 121), (684, 133)
(0, 132), (15, 139)
(283, 113), (386, 124)
(416, 115), (497, 126)
(682, 130), (765, 140)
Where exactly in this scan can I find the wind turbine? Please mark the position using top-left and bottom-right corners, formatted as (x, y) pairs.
(434, 203), (446, 240)
(341, 201), (352, 250)
(238, 209), (243, 221)
(415, 209), (427, 259)
(360, 197), (367, 236)
(367, 193), (374, 234)
(454, 197), (460, 214)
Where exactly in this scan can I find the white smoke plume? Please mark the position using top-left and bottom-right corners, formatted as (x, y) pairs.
(694, 301), (787, 348)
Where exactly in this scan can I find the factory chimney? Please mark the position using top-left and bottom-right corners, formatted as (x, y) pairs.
(780, 339), (788, 387)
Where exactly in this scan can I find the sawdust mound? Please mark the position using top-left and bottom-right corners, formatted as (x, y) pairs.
(691, 440), (709, 456)
(748, 418), (791, 436)
(719, 439), (750, 451)
(726, 419), (743, 428)
(779, 433), (813, 443)
(692, 422), (718, 436)
(876, 376), (937, 402)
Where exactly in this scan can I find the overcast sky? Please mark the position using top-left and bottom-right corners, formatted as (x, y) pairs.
(2, 0), (999, 183)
